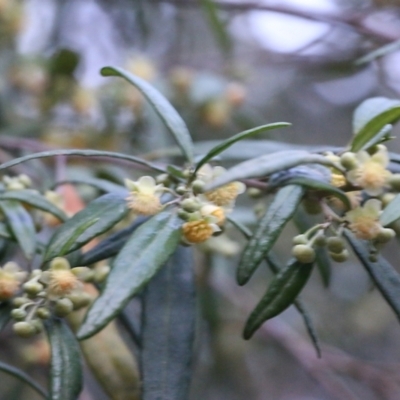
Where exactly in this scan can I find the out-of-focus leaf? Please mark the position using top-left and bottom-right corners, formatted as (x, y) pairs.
(380, 193), (400, 227)
(54, 178), (127, 195)
(77, 211), (182, 340)
(44, 193), (129, 261)
(293, 208), (331, 287)
(142, 246), (195, 400)
(351, 97), (400, 152)
(0, 223), (12, 239)
(355, 39), (400, 66)
(49, 49), (79, 77)
(0, 190), (67, 222)
(237, 185), (304, 285)
(0, 361), (48, 399)
(0, 201), (36, 260)
(201, 0), (232, 55)
(359, 124), (392, 151)
(204, 151), (342, 191)
(243, 259), (313, 339)
(0, 149), (166, 174)
(194, 122), (291, 173)
(101, 66), (194, 163)
(0, 302), (11, 331)
(345, 230), (400, 320)
(46, 319), (82, 400)
(167, 165), (186, 180)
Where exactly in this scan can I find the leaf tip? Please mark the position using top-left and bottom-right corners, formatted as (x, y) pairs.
(100, 66), (117, 77)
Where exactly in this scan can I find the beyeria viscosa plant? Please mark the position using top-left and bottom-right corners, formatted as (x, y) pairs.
(1, 66), (400, 399)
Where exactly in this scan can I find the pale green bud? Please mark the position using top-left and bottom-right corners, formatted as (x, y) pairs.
(292, 244), (316, 264)
(11, 308), (27, 321)
(54, 298), (74, 317)
(327, 236), (345, 253)
(292, 234), (308, 245)
(340, 152), (358, 170)
(330, 249), (349, 263)
(181, 198), (201, 213)
(13, 321), (36, 338)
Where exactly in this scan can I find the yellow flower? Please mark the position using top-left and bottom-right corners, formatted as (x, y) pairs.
(197, 164), (245, 206)
(0, 262), (26, 301)
(345, 199), (382, 240)
(125, 176), (163, 216)
(45, 258), (80, 299)
(331, 172), (347, 188)
(200, 204), (225, 226)
(182, 209), (220, 244)
(347, 147), (391, 196)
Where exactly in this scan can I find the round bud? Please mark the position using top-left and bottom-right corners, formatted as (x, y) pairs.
(11, 308), (27, 321)
(13, 321), (36, 338)
(381, 192), (396, 208)
(388, 174), (400, 192)
(176, 185), (187, 195)
(177, 209), (190, 221)
(340, 152), (358, 170)
(313, 233), (327, 247)
(292, 234), (308, 245)
(191, 180), (205, 194)
(23, 281), (44, 296)
(71, 267), (93, 281)
(330, 249), (349, 263)
(303, 198), (322, 215)
(94, 265), (110, 283)
(54, 298), (74, 317)
(12, 297), (30, 307)
(31, 319), (43, 333)
(36, 307), (50, 319)
(67, 292), (92, 310)
(247, 188), (263, 199)
(7, 181), (25, 191)
(18, 174), (32, 187)
(327, 236), (345, 254)
(181, 198), (200, 213)
(156, 173), (170, 185)
(182, 169), (192, 179)
(292, 244), (316, 264)
(376, 228), (396, 244)
(50, 257), (70, 270)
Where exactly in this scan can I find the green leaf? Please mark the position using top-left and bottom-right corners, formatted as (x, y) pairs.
(351, 97), (400, 152)
(359, 124), (392, 151)
(204, 151), (342, 191)
(201, 0), (232, 55)
(0, 223), (12, 239)
(44, 193), (129, 261)
(0, 361), (48, 399)
(194, 122), (291, 173)
(380, 193), (400, 227)
(77, 211), (182, 340)
(237, 185), (304, 285)
(0, 149), (166, 174)
(50, 49), (79, 77)
(0, 201), (36, 259)
(0, 302), (11, 331)
(0, 190), (67, 222)
(142, 246), (195, 400)
(101, 66), (194, 163)
(345, 230), (400, 320)
(355, 39), (400, 66)
(46, 319), (83, 400)
(167, 165), (186, 180)
(243, 259), (313, 339)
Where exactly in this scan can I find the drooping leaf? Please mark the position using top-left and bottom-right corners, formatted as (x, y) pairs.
(0, 361), (48, 399)
(46, 319), (83, 400)
(380, 193), (400, 227)
(77, 211), (182, 340)
(142, 246), (195, 400)
(204, 151), (342, 191)
(351, 97), (400, 152)
(345, 230), (400, 320)
(0, 190), (67, 222)
(54, 178), (127, 195)
(0, 201), (36, 260)
(0, 302), (11, 331)
(0, 149), (166, 174)
(44, 193), (129, 261)
(194, 122), (291, 173)
(243, 259), (314, 340)
(101, 66), (194, 163)
(237, 185), (304, 285)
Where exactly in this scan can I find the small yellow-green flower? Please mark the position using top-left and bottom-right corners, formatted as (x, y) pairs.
(345, 199), (382, 240)
(182, 209), (220, 244)
(197, 164), (245, 206)
(0, 262), (26, 301)
(347, 146), (391, 196)
(125, 176), (164, 216)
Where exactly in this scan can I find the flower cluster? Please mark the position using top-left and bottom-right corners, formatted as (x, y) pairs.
(124, 163), (245, 245)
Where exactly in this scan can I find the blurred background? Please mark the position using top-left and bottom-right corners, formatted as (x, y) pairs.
(1, 0), (400, 399)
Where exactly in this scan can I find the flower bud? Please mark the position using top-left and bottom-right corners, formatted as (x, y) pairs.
(388, 174), (400, 192)
(181, 198), (201, 213)
(31, 319), (44, 333)
(292, 244), (316, 264)
(191, 179), (205, 194)
(381, 192), (396, 208)
(94, 265), (110, 283)
(327, 236), (345, 253)
(330, 249), (349, 263)
(36, 307), (50, 319)
(247, 188), (263, 199)
(156, 174), (170, 185)
(11, 308), (27, 321)
(23, 281), (44, 296)
(18, 174), (32, 187)
(67, 291), (92, 310)
(12, 297), (30, 307)
(50, 257), (70, 270)
(176, 185), (186, 195)
(13, 321), (36, 338)
(292, 234), (308, 245)
(54, 298), (74, 317)
(313, 232), (327, 247)
(375, 228), (395, 244)
(177, 209), (190, 221)
(340, 152), (358, 170)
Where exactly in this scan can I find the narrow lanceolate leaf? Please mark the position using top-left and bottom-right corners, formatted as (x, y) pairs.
(380, 193), (400, 227)
(46, 319), (82, 400)
(359, 124), (392, 151)
(204, 151), (342, 191)
(237, 185), (304, 285)
(101, 66), (194, 163)
(351, 97), (400, 152)
(194, 122), (291, 173)
(142, 246), (195, 400)
(0, 149), (166, 174)
(77, 211), (182, 340)
(44, 193), (129, 261)
(0, 201), (36, 259)
(0, 361), (48, 399)
(345, 230), (400, 320)
(0, 190), (67, 222)
(0, 302), (11, 331)
(243, 259), (314, 340)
